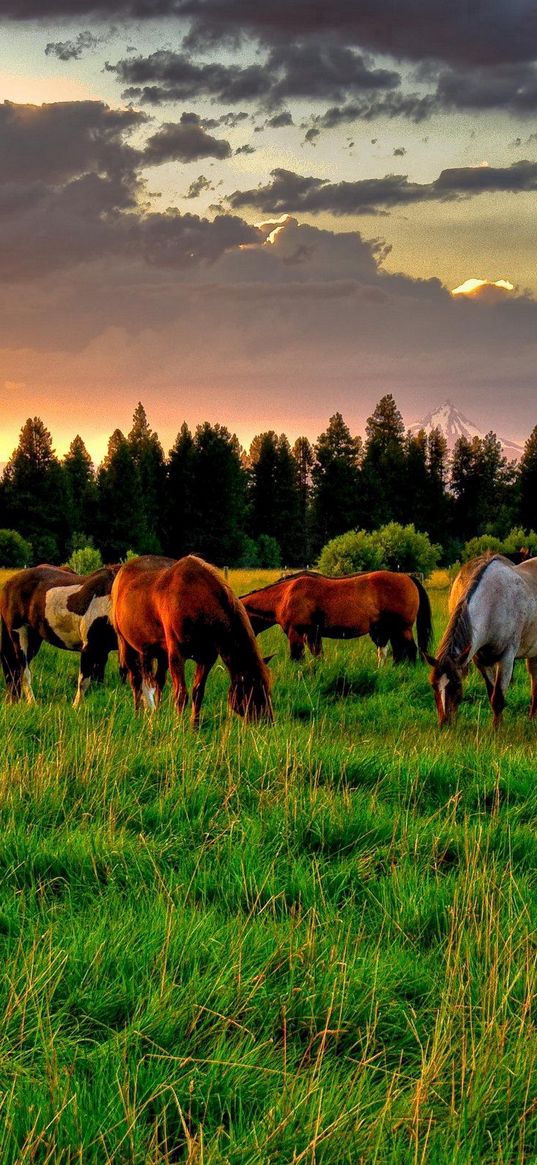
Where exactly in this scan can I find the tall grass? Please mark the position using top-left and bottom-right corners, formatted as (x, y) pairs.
(0, 577), (536, 1161)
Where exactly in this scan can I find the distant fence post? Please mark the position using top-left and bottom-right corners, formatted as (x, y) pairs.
(224, 566), (229, 580)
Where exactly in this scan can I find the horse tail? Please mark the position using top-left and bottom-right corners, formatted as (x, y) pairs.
(0, 612), (18, 688)
(412, 576), (433, 654)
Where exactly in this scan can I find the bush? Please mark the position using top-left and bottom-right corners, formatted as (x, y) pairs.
(68, 546), (103, 574)
(0, 528), (32, 567)
(318, 529), (383, 576)
(462, 528), (537, 563)
(461, 535), (503, 562)
(256, 534), (282, 569)
(372, 523), (440, 576)
(237, 537), (260, 569)
(318, 523), (440, 578)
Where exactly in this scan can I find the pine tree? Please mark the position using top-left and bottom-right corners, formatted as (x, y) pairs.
(127, 403), (166, 551)
(2, 417), (69, 561)
(248, 432), (301, 564)
(310, 413), (362, 552)
(96, 430), (145, 560)
(519, 425), (537, 531)
(361, 394), (406, 527)
(292, 436), (314, 563)
(190, 422), (247, 563)
(63, 435), (96, 543)
(451, 432), (514, 540)
(166, 422), (196, 556)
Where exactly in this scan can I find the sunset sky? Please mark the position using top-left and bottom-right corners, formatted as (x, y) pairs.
(1, 1), (537, 462)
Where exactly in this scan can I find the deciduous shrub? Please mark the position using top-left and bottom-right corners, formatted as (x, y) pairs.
(318, 523), (440, 577)
(0, 528), (32, 567)
(68, 546), (103, 574)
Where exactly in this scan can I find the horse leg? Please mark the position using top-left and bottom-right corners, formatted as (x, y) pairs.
(391, 627), (417, 664)
(168, 646), (189, 714)
(1, 621), (23, 702)
(475, 660), (495, 703)
(17, 626), (39, 704)
(287, 627), (305, 661)
(526, 657), (537, 718)
(191, 659), (215, 728)
(153, 651), (168, 708)
(377, 644), (389, 667)
(73, 644), (95, 708)
(490, 650), (516, 729)
(119, 638), (143, 712)
(306, 627), (322, 657)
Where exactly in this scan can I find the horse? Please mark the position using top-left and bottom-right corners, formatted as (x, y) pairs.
(425, 553), (537, 727)
(0, 564), (121, 707)
(111, 554), (273, 727)
(240, 569), (432, 664)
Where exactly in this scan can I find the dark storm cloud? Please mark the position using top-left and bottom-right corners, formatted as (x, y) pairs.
(143, 113), (231, 163)
(0, 99), (260, 280)
(108, 43), (400, 107)
(0, 99), (144, 185)
(435, 62), (537, 115)
(228, 160), (537, 216)
(45, 29), (104, 60)
(3, 0), (537, 71)
(265, 111), (294, 129)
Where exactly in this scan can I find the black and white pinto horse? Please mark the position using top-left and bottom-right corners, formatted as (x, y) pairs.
(426, 553), (537, 727)
(0, 564), (121, 706)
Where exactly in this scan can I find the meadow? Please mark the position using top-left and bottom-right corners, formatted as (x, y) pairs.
(2, 569), (537, 1163)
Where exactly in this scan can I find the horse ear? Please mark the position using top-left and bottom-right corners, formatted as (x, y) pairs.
(421, 650), (438, 668)
(263, 653), (276, 666)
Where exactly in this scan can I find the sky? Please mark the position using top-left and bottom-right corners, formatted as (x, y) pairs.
(1, 1), (537, 462)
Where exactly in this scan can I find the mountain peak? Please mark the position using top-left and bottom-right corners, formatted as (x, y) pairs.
(411, 401), (522, 460)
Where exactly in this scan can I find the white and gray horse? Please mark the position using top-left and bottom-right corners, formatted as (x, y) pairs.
(426, 554), (537, 727)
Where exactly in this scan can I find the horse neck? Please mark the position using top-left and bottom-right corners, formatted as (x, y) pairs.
(242, 581), (287, 623)
(222, 605), (266, 682)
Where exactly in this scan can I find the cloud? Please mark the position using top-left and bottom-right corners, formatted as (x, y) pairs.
(228, 160), (537, 216)
(0, 99), (260, 280)
(0, 99), (144, 185)
(45, 29), (104, 60)
(143, 113), (231, 163)
(3, 0), (537, 76)
(108, 42), (400, 107)
(185, 174), (213, 198)
(265, 111), (294, 128)
(1, 213), (536, 464)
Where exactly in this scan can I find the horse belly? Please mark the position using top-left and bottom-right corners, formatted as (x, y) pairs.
(44, 585), (84, 650)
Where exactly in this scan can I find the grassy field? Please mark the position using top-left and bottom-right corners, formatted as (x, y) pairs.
(1, 570), (537, 1163)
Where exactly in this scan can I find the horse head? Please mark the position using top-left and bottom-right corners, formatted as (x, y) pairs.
(423, 648), (470, 726)
(228, 658), (274, 723)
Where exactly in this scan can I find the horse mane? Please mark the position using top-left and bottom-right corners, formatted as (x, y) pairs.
(437, 553), (506, 662)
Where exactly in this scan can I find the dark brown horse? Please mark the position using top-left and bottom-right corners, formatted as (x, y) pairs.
(112, 554), (273, 727)
(240, 569), (432, 663)
(0, 564), (121, 706)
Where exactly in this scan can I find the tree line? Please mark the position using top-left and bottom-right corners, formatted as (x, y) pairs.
(1, 395), (537, 567)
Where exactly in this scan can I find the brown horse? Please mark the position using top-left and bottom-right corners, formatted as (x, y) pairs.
(0, 564), (121, 706)
(240, 569), (432, 663)
(112, 554), (273, 727)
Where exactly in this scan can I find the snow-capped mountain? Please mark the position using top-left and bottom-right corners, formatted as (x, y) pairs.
(410, 400), (523, 461)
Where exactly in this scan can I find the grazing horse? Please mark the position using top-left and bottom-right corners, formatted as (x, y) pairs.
(240, 570), (432, 664)
(112, 554), (273, 727)
(0, 564), (121, 706)
(426, 554), (537, 727)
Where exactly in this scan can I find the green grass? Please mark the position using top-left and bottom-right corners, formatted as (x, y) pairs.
(2, 582), (537, 1162)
